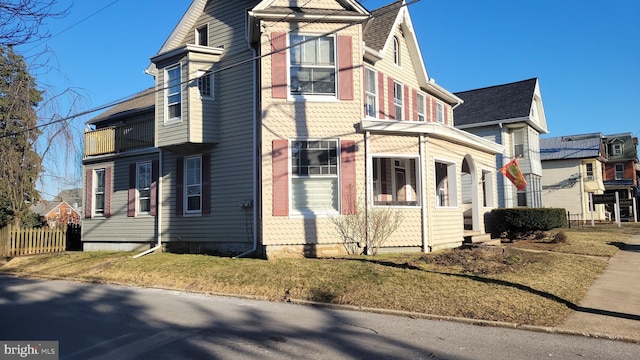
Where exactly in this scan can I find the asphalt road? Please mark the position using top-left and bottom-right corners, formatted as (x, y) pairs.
(1, 276), (638, 359)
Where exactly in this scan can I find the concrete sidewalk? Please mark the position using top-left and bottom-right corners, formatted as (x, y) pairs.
(556, 234), (640, 341)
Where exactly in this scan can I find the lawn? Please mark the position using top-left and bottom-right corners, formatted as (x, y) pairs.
(2, 223), (639, 327)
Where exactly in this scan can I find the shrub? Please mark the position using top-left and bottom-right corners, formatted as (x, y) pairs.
(490, 208), (567, 239)
(551, 231), (568, 244)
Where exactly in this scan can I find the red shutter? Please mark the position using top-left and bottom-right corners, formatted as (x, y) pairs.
(104, 167), (112, 218)
(404, 85), (410, 121)
(425, 95), (431, 122)
(378, 72), (385, 119)
(338, 35), (353, 100)
(272, 140), (289, 216)
(444, 104), (449, 125)
(202, 153), (211, 215)
(128, 163), (136, 217)
(150, 160), (159, 216)
(85, 169), (93, 219)
(341, 140), (357, 215)
(176, 157), (184, 215)
(388, 77), (395, 119)
(271, 32), (287, 99)
(431, 98), (437, 122)
(412, 89), (418, 121)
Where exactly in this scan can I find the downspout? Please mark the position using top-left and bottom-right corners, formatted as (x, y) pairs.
(365, 131), (371, 255)
(420, 134), (429, 252)
(233, 46), (259, 259)
(134, 149), (163, 258)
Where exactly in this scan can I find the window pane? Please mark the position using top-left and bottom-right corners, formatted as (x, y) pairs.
(95, 194), (104, 214)
(292, 178), (338, 212)
(187, 196), (201, 211)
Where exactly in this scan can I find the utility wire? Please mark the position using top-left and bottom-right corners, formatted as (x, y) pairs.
(1, 0), (420, 139)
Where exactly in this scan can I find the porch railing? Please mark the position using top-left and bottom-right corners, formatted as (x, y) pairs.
(84, 119), (154, 157)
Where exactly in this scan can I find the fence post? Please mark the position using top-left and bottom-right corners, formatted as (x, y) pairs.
(567, 211), (571, 229)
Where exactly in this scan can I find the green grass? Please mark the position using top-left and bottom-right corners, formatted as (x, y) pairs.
(2, 223), (639, 327)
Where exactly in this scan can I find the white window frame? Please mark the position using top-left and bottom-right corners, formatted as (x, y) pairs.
(198, 72), (213, 99)
(165, 64), (182, 123)
(195, 24), (208, 46)
(615, 163), (624, 180)
(372, 156), (420, 207)
(290, 139), (340, 216)
(435, 159), (458, 208)
(184, 156), (202, 214)
(585, 163), (594, 181)
(513, 129), (525, 158)
(137, 162), (152, 215)
(288, 34), (337, 100)
(417, 93), (425, 122)
(481, 169), (495, 208)
(612, 143), (623, 155)
(364, 67), (377, 118)
(393, 81), (403, 120)
(436, 102), (444, 123)
(93, 169), (105, 217)
(517, 190), (527, 207)
(393, 36), (400, 66)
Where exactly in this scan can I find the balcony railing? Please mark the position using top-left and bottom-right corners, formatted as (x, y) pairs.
(84, 119), (154, 157)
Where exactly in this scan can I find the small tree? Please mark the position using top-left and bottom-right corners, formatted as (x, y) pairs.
(331, 198), (403, 256)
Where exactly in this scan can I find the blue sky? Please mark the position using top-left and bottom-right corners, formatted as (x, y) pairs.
(16, 0), (640, 198)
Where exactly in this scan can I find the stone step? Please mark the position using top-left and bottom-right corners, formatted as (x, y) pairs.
(463, 233), (501, 246)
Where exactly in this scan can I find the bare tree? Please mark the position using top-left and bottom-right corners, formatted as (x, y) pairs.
(0, 0), (69, 47)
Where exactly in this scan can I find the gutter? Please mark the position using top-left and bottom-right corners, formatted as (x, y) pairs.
(134, 149), (163, 258)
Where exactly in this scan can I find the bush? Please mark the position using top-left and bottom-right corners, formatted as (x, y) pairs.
(551, 231), (568, 244)
(490, 208), (567, 239)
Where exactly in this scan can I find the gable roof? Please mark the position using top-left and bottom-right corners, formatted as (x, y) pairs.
(454, 78), (547, 133)
(363, 1), (403, 52)
(88, 87), (155, 124)
(540, 136), (603, 161)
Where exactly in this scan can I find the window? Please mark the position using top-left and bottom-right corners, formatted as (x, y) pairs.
(517, 190), (527, 207)
(585, 163), (594, 181)
(196, 25), (208, 46)
(291, 140), (338, 214)
(185, 156), (202, 213)
(612, 143), (623, 155)
(615, 163), (624, 180)
(55, 208), (60, 214)
(289, 34), (335, 96)
(435, 161), (457, 207)
(482, 170), (494, 207)
(166, 65), (182, 120)
(513, 129), (524, 157)
(66, 208), (71, 214)
(393, 36), (400, 66)
(137, 162), (152, 214)
(417, 93), (425, 122)
(94, 169), (105, 216)
(373, 158), (419, 206)
(198, 73), (212, 98)
(393, 81), (403, 120)
(364, 68), (377, 117)
(436, 102), (444, 123)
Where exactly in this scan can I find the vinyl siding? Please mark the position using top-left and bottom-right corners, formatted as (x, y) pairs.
(272, 0), (344, 9)
(156, 60), (190, 147)
(542, 159), (584, 215)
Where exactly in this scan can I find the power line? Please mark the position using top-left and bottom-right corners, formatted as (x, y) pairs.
(1, 0), (419, 139)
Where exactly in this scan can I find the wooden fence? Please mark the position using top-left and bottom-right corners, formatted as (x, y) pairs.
(0, 225), (67, 257)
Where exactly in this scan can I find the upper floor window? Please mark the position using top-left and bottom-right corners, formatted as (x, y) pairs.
(94, 169), (105, 216)
(436, 102), (444, 123)
(291, 140), (338, 214)
(513, 129), (525, 157)
(615, 163), (624, 180)
(137, 162), (152, 214)
(290, 34), (335, 96)
(166, 65), (182, 121)
(393, 36), (400, 66)
(585, 163), (594, 181)
(185, 156), (202, 213)
(612, 143), (623, 155)
(196, 25), (208, 46)
(198, 72), (212, 98)
(417, 93), (425, 122)
(393, 81), (403, 120)
(364, 68), (377, 117)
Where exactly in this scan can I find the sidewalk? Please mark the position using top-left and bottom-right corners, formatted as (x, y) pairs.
(556, 234), (640, 341)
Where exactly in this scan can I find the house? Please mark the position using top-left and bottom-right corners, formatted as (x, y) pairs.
(540, 134), (607, 222)
(601, 133), (639, 221)
(31, 189), (83, 227)
(454, 78), (548, 209)
(82, 0), (503, 257)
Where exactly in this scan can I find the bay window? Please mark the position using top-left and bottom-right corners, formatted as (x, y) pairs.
(166, 64), (182, 121)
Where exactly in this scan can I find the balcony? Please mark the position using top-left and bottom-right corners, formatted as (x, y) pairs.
(84, 119), (154, 157)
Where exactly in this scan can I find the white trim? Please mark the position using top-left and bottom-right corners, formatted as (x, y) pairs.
(136, 161), (152, 216)
(195, 23), (209, 46)
(434, 157), (458, 208)
(184, 155), (203, 214)
(164, 63), (183, 124)
(364, 66), (377, 118)
(287, 33), (338, 101)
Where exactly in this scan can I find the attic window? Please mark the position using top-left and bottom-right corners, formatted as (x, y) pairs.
(393, 36), (400, 66)
(196, 25), (208, 46)
(612, 143), (623, 155)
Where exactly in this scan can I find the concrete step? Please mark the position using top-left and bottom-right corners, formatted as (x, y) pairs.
(463, 233), (501, 246)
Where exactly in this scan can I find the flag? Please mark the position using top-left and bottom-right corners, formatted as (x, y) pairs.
(500, 158), (527, 190)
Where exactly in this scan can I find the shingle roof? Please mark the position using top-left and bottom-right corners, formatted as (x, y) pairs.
(363, 1), (403, 52)
(88, 87), (155, 124)
(540, 136), (602, 161)
(453, 78), (537, 127)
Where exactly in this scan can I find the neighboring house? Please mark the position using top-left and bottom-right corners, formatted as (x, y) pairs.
(601, 133), (639, 221)
(43, 200), (81, 227)
(454, 78), (548, 209)
(540, 134), (607, 221)
(82, 0), (503, 257)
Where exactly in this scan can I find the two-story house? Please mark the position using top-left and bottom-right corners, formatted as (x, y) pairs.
(540, 134), (607, 222)
(454, 78), (548, 209)
(82, 0), (503, 257)
(601, 133), (638, 221)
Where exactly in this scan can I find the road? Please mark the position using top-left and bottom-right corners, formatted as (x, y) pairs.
(1, 276), (638, 359)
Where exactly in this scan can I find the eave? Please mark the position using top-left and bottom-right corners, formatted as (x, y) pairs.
(455, 116), (550, 134)
(150, 44), (225, 65)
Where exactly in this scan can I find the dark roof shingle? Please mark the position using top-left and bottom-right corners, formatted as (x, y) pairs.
(88, 87), (155, 124)
(363, 1), (403, 52)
